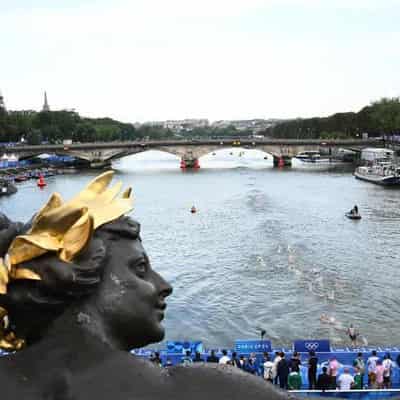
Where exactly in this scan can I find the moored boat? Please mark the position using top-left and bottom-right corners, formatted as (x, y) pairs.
(354, 161), (400, 186)
(0, 179), (17, 196)
(294, 151), (341, 165)
(14, 174), (29, 182)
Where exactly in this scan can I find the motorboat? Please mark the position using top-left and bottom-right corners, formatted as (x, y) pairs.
(294, 151), (338, 165)
(345, 212), (361, 220)
(354, 161), (400, 186)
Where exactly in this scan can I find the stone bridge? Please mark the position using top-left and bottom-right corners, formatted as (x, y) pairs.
(1, 138), (383, 168)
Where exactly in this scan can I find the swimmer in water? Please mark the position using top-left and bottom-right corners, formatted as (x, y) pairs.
(347, 324), (359, 347)
(320, 313), (336, 325)
(327, 289), (335, 301)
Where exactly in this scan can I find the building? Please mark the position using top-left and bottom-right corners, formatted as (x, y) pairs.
(211, 119), (280, 133)
(142, 119), (209, 132)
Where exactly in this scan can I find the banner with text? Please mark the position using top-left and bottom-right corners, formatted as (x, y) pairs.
(235, 340), (272, 353)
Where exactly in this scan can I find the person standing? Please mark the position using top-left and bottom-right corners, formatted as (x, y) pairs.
(382, 353), (393, 389)
(353, 352), (365, 387)
(277, 352), (290, 390)
(181, 350), (193, 366)
(328, 356), (339, 389)
(375, 360), (385, 389)
(150, 352), (163, 367)
(263, 355), (274, 383)
(289, 351), (302, 372)
(206, 349), (219, 363)
(367, 350), (379, 387)
(218, 349), (230, 365)
(230, 352), (241, 368)
(308, 350), (318, 389)
(337, 367), (354, 390)
(192, 351), (203, 362)
(317, 367), (331, 391)
(353, 367), (363, 389)
(164, 357), (173, 368)
(288, 370), (302, 390)
(272, 351), (282, 385)
(244, 358), (257, 375)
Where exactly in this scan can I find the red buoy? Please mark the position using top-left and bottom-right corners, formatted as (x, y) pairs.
(278, 157), (285, 168)
(37, 175), (47, 188)
(193, 159), (200, 169)
(180, 159), (186, 169)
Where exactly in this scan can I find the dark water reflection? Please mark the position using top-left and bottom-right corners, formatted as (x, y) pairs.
(1, 152), (400, 348)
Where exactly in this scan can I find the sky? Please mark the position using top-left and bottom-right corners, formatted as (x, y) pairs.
(1, 0), (400, 123)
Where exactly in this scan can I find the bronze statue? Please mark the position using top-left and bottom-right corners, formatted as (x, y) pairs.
(0, 172), (287, 399)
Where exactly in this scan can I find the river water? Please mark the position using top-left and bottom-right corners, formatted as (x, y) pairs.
(1, 149), (400, 348)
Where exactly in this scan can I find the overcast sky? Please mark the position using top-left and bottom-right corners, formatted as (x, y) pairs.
(1, 0), (399, 123)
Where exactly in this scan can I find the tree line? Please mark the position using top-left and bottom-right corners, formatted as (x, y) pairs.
(0, 109), (160, 144)
(0, 97), (399, 144)
(264, 97), (400, 139)
(0, 108), (249, 145)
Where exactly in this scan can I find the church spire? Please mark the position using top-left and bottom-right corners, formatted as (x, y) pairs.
(42, 91), (50, 112)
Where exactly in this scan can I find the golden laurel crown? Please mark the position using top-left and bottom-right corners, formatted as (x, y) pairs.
(0, 171), (133, 295)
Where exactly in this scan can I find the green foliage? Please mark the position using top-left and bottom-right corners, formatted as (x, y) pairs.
(0, 110), (143, 144)
(0, 97), (399, 143)
(266, 97), (400, 138)
(370, 97), (400, 134)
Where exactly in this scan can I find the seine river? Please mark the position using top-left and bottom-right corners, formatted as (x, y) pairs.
(2, 150), (400, 349)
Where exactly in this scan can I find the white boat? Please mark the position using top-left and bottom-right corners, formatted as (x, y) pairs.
(354, 161), (400, 186)
(294, 151), (339, 165)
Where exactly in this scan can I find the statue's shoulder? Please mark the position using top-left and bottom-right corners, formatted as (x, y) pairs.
(0, 349), (169, 400)
(166, 363), (292, 400)
(0, 355), (39, 399)
(0, 352), (296, 400)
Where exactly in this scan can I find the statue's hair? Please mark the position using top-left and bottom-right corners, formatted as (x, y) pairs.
(0, 214), (140, 344)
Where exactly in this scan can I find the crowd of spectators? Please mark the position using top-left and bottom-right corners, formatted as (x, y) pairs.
(148, 349), (400, 392)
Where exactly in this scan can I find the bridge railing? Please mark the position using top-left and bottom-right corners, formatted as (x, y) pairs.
(0, 138), (385, 153)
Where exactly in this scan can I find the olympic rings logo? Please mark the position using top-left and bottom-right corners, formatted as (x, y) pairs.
(305, 342), (319, 351)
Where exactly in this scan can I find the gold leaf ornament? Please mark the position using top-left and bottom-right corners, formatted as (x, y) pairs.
(0, 254), (41, 295)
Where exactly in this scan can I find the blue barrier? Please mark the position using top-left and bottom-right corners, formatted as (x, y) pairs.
(235, 340), (272, 353)
(294, 340), (331, 353)
(133, 346), (400, 390)
(293, 390), (400, 399)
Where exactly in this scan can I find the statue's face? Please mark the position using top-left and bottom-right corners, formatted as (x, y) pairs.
(96, 234), (172, 350)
